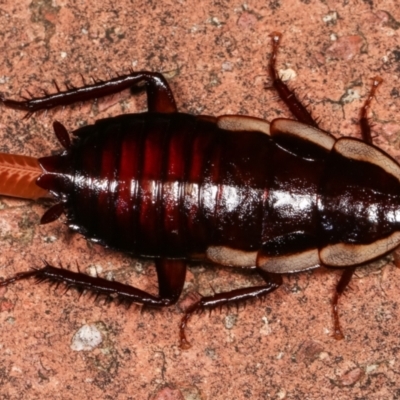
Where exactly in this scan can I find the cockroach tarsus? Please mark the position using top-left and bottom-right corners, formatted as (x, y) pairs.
(0, 32), (395, 349)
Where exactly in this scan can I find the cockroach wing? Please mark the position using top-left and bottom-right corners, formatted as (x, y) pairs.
(334, 137), (400, 182)
(206, 246), (258, 267)
(217, 115), (271, 136)
(320, 232), (400, 267)
(257, 231), (320, 273)
(319, 138), (400, 267)
(270, 119), (335, 161)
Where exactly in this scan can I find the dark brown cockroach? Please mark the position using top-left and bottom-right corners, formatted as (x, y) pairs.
(0, 33), (395, 348)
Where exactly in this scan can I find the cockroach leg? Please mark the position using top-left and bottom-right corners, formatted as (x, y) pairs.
(0, 269), (39, 286)
(0, 72), (177, 114)
(332, 77), (383, 334)
(1, 259), (186, 309)
(332, 267), (356, 340)
(269, 32), (319, 128)
(180, 270), (282, 349)
(359, 77), (383, 144)
(156, 259), (187, 303)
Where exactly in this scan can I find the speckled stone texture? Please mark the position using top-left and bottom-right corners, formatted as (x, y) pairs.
(0, 1), (399, 399)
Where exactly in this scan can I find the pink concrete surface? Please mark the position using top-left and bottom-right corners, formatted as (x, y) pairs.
(0, 1), (399, 399)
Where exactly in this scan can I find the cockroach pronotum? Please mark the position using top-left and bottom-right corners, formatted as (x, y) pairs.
(0, 32), (395, 348)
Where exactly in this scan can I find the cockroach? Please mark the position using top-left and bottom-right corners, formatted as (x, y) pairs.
(0, 32), (395, 348)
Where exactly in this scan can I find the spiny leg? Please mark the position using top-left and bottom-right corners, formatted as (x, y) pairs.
(359, 77), (382, 144)
(329, 79), (381, 338)
(269, 32), (319, 128)
(332, 267), (356, 340)
(179, 269), (282, 349)
(0, 258), (186, 309)
(0, 71), (177, 114)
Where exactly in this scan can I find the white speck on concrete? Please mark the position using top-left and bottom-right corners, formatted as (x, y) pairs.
(323, 11), (338, 24)
(88, 264), (103, 277)
(279, 68), (296, 82)
(366, 364), (378, 374)
(260, 316), (272, 336)
(71, 324), (103, 351)
(224, 314), (237, 329)
(341, 88), (360, 104)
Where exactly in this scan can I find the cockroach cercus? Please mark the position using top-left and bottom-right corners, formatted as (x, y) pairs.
(0, 32), (395, 348)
